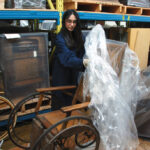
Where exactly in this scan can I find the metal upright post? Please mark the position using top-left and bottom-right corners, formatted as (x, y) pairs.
(47, 0), (55, 10)
(56, 0), (63, 33)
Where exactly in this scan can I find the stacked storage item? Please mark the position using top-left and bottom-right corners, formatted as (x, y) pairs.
(120, 0), (150, 8)
(5, 0), (46, 9)
(0, 32), (50, 101)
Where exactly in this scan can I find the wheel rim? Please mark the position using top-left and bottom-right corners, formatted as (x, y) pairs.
(7, 92), (52, 149)
(0, 96), (17, 141)
(32, 116), (100, 150)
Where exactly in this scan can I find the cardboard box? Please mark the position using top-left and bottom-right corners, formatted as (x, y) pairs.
(0, 0), (4, 9)
(128, 28), (150, 70)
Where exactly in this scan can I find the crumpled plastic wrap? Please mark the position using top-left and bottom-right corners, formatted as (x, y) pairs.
(128, 0), (150, 8)
(83, 24), (149, 150)
(39, 20), (56, 30)
(14, 0), (46, 9)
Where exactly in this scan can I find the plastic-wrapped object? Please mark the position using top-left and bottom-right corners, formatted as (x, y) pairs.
(39, 20), (56, 31)
(14, 0), (46, 9)
(128, 0), (149, 7)
(83, 24), (149, 150)
(20, 20), (29, 27)
(5, 0), (14, 8)
(120, 0), (149, 7)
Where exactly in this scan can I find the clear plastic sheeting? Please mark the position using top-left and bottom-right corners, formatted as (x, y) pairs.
(39, 20), (56, 31)
(20, 20), (29, 27)
(128, 0), (149, 8)
(119, 47), (149, 115)
(14, 0), (46, 9)
(83, 24), (149, 150)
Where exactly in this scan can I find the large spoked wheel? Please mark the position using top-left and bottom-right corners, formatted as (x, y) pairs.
(0, 96), (17, 141)
(75, 127), (97, 148)
(7, 92), (52, 149)
(31, 116), (100, 150)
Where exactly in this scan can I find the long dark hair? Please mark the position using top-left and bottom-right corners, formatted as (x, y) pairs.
(61, 9), (84, 51)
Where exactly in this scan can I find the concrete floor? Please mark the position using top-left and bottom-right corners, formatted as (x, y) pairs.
(1, 119), (150, 150)
(1, 120), (32, 150)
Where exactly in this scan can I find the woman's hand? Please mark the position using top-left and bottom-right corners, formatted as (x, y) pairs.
(83, 59), (89, 67)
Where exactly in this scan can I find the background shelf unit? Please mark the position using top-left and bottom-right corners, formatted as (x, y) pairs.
(0, 9), (150, 126)
(0, 10), (149, 22)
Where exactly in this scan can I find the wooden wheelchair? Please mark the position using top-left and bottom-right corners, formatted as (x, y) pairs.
(8, 78), (100, 150)
(8, 40), (126, 150)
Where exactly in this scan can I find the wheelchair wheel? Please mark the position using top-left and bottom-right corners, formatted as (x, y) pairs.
(0, 96), (17, 141)
(7, 92), (52, 149)
(75, 127), (97, 148)
(31, 116), (100, 150)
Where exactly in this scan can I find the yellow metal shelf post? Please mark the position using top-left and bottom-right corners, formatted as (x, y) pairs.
(47, 0), (55, 10)
(56, 0), (63, 33)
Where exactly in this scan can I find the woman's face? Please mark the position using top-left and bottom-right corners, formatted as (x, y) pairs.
(65, 14), (77, 32)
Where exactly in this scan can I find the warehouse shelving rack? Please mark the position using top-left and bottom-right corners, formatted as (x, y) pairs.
(78, 12), (150, 22)
(0, 10), (150, 22)
(0, 1), (150, 126)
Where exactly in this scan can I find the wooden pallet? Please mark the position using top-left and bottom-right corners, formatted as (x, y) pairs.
(123, 6), (150, 16)
(64, 0), (150, 16)
(142, 8), (150, 16)
(99, 2), (123, 13)
(123, 6), (142, 15)
(64, 0), (123, 14)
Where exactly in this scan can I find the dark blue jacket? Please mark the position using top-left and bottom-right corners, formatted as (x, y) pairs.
(51, 32), (85, 110)
(52, 32), (85, 86)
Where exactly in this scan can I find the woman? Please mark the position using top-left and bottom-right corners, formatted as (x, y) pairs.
(51, 9), (88, 110)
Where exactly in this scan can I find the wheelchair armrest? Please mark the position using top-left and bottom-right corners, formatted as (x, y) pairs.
(61, 102), (90, 113)
(36, 85), (76, 93)
(0, 91), (4, 94)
